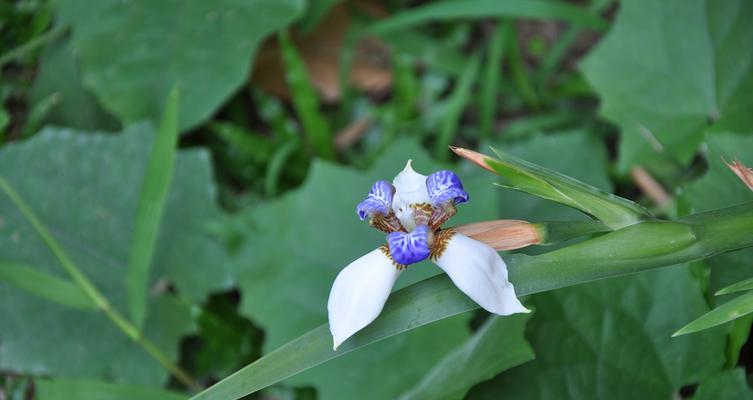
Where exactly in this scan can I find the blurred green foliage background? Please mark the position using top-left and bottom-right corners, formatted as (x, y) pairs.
(1, 0), (753, 399)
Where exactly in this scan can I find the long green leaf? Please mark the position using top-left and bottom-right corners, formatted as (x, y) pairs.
(0, 260), (96, 310)
(673, 291), (753, 337)
(191, 202), (753, 400)
(368, 0), (609, 35)
(36, 378), (187, 400)
(127, 87), (180, 330)
(486, 147), (652, 228)
(716, 277), (753, 295)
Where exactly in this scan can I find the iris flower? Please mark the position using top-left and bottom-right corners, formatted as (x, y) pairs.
(328, 160), (529, 350)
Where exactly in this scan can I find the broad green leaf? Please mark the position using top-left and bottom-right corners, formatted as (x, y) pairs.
(398, 314), (534, 400)
(228, 138), (501, 399)
(36, 378), (187, 400)
(716, 277), (753, 296)
(55, 0), (305, 130)
(468, 266), (726, 400)
(29, 35), (119, 131)
(127, 87), (179, 329)
(0, 260), (95, 310)
(486, 131), (650, 228)
(0, 125), (229, 384)
(368, 0), (608, 35)
(674, 291), (753, 336)
(691, 369), (753, 400)
(581, 0), (753, 170)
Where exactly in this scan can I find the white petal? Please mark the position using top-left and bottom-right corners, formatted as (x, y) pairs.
(392, 160), (431, 230)
(328, 248), (402, 350)
(433, 233), (529, 315)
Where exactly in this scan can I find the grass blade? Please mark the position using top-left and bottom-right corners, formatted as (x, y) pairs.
(36, 378), (187, 400)
(716, 277), (753, 296)
(368, 0), (609, 35)
(535, 0), (612, 87)
(191, 202), (753, 400)
(0, 260), (96, 310)
(507, 24), (540, 110)
(279, 30), (335, 160)
(673, 291), (753, 337)
(435, 54), (480, 161)
(480, 21), (509, 140)
(127, 87), (180, 330)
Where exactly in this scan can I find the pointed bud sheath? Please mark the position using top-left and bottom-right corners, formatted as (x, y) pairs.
(451, 146), (651, 229)
(449, 146), (496, 173)
(328, 248), (402, 350)
(432, 232), (529, 315)
(726, 159), (753, 192)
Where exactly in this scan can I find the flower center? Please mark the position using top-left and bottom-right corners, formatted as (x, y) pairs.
(355, 162), (469, 267)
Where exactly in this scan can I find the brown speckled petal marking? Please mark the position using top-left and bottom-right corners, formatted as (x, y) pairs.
(429, 228), (456, 261)
(379, 244), (407, 270)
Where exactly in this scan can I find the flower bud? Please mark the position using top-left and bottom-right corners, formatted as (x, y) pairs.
(453, 219), (540, 251)
(725, 159), (753, 192)
(449, 146), (496, 173)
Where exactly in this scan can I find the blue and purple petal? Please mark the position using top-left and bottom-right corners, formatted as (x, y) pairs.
(356, 180), (395, 220)
(387, 225), (430, 265)
(426, 170), (469, 206)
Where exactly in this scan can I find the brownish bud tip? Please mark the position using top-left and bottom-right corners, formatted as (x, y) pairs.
(725, 158), (753, 192)
(453, 219), (540, 251)
(449, 146), (496, 173)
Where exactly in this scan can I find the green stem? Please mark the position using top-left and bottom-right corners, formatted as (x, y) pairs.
(534, 220), (611, 245)
(0, 175), (200, 391)
(510, 202), (753, 294)
(0, 25), (68, 67)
